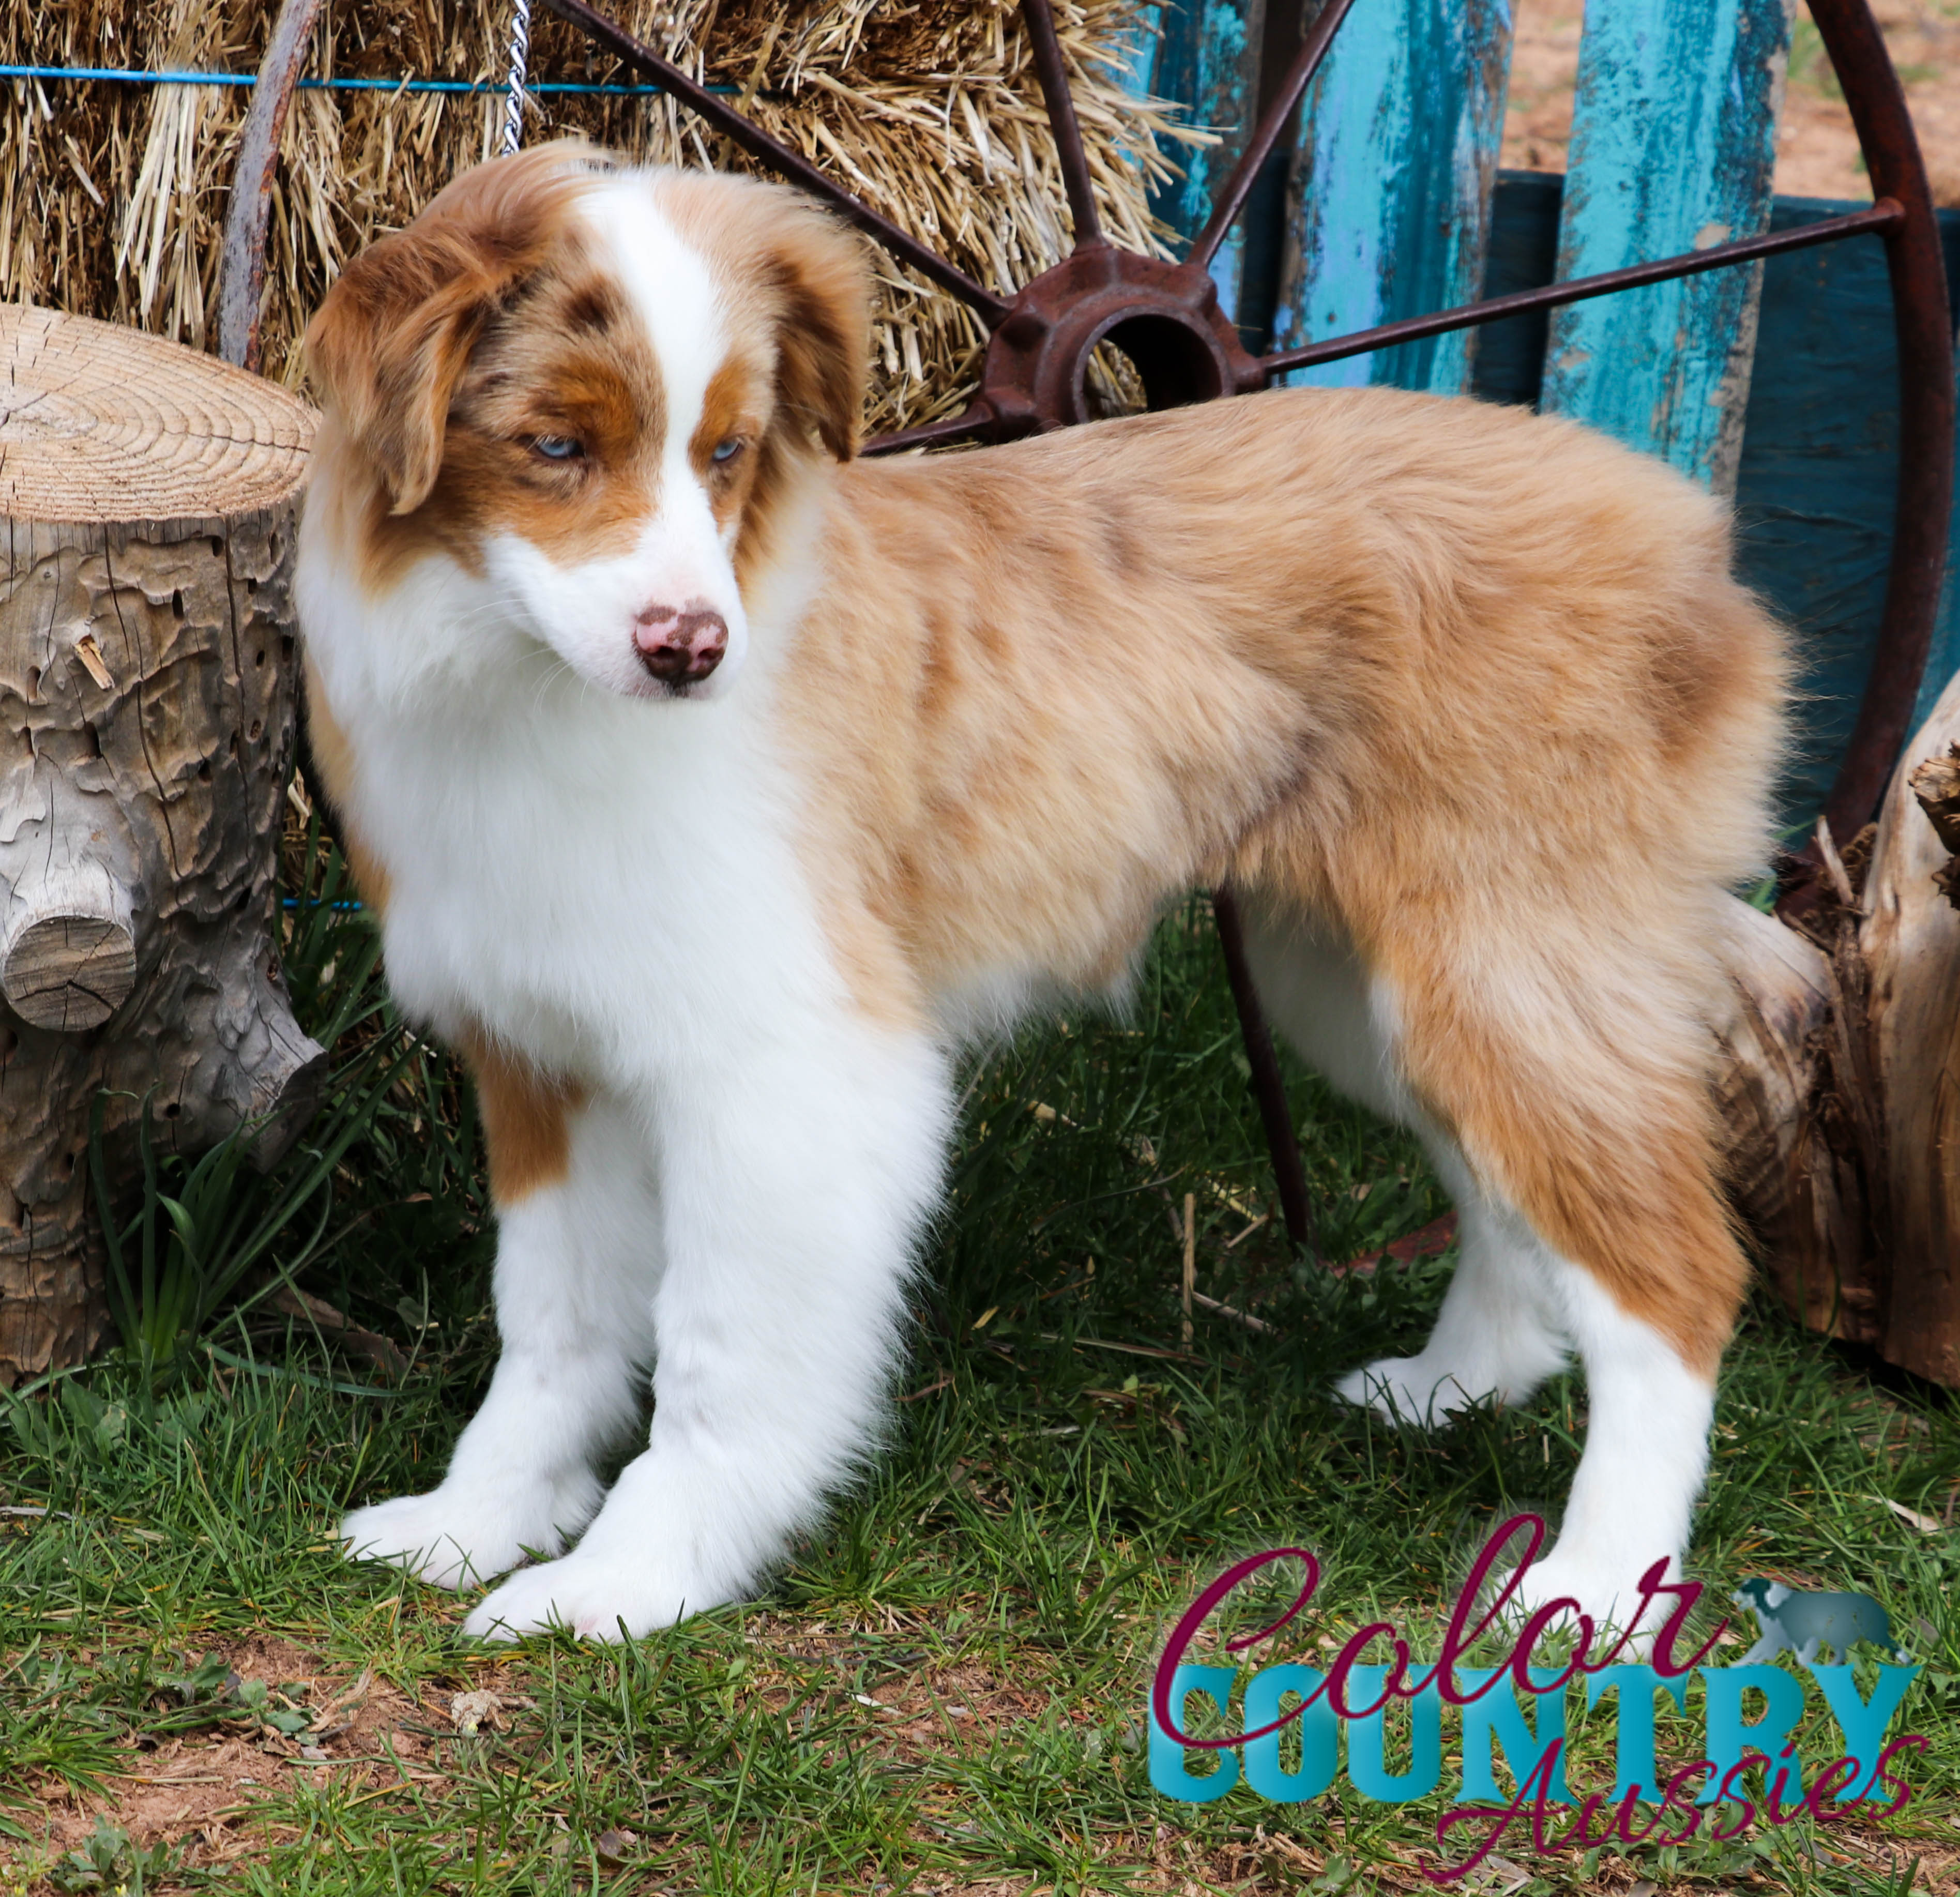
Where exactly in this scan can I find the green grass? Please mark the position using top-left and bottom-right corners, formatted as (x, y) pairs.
(2, 855), (1957, 1895)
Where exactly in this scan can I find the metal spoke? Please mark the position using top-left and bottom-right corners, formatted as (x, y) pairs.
(1019, 0), (1104, 250)
(1212, 888), (1316, 1257)
(862, 407), (1004, 457)
(1258, 201), (1902, 378)
(1190, 0), (1361, 274)
(538, 0), (1012, 325)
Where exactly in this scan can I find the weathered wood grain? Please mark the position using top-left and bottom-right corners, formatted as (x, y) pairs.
(1110, 0), (1163, 102)
(1709, 895), (1856, 1342)
(1474, 176), (1960, 831)
(1270, 0), (1514, 394)
(1, 306), (325, 1382)
(1147, 0), (1268, 321)
(1712, 672), (1960, 1389)
(1862, 667), (1960, 1386)
(1538, 0), (1794, 493)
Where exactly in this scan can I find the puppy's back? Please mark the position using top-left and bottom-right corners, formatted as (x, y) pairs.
(820, 384), (1786, 912)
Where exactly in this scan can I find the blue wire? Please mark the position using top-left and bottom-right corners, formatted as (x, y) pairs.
(0, 65), (735, 96)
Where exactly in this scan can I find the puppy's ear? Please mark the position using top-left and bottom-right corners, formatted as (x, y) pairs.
(761, 204), (871, 461)
(306, 234), (495, 515)
(304, 142), (595, 513)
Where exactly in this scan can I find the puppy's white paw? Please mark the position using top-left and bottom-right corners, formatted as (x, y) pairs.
(1334, 1355), (1482, 1426)
(340, 1477), (598, 1591)
(462, 1552), (726, 1642)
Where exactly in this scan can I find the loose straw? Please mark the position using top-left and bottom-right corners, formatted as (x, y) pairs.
(2, 0), (1198, 426)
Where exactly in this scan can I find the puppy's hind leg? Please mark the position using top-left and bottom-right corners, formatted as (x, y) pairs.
(1334, 1161), (1573, 1424)
(341, 1079), (658, 1591)
(1518, 1251), (1722, 1634)
(1375, 922), (1747, 1636)
(1237, 906), (1569, 1422)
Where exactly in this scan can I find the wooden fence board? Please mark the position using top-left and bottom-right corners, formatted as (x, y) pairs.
(1475, 173), (1960, 830)
(1111, 1), (1165, 101)
(1147, 0), (1269, 322)
(1538, 0), (1794, 492)
(1269, 0), (1513, 394)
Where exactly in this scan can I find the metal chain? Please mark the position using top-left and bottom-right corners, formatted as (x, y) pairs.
(500, 0), (531, 155)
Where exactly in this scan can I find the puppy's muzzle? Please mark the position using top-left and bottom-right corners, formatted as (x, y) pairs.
(634, 603), (727, 685)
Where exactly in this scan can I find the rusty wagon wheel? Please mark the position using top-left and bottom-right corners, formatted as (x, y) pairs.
(223, 0), (1956, 1261)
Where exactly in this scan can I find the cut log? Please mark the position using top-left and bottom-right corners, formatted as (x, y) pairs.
(1714, 664), (1960, 1385)
(1709, 896), (1863, 1341)
(1, 851), (138, 1032)
(1862, 668), (1960, 1384)
(1909, 740), (1960, 910)
(1, 304), (324, 1385)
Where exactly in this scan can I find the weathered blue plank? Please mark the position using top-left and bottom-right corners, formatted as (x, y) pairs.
(1268, 0), (1514, 395)
(1732, 204), (1927, 831)
(1475, 175), (1960, 830)
(1928, 481), (1960, 743)
(1110, 3), (1164, 102)
(1147, 0), (1268, 322)
(1539, 0), (1792, 491)
(1716, 199), (1959, 824)
(1465, 168), (1562, 407)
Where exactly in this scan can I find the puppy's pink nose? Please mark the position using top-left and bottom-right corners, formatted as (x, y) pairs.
(634, 603), (727, 685)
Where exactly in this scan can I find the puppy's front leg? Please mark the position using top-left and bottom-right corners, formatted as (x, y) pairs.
(342, 1092), (658, 1589)
(465, 1022), (949, 1641)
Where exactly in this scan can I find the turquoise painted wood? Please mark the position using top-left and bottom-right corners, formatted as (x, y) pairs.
(1110, 3), (1164, 104)
(1268, 0), (1514, 395)
(1146, 0), (1267, 321)
(1928, 460), (1960, 739)
(1475, 176), (1960, 831)
(1538, 0), (1793, 492)
(1108, 0), (1166, 191)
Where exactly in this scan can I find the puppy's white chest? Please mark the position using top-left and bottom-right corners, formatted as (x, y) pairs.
(351, 686), (835, 1076)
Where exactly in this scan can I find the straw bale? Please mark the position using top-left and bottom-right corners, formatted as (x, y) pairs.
(3, 0), (1202, 433)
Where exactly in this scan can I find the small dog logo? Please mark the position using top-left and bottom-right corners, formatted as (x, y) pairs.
(1733, 1579), (1909, 1665)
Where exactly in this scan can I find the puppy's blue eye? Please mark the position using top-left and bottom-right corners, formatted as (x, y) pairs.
(533, 435), (583, 461)
(711, 438), (743, 464)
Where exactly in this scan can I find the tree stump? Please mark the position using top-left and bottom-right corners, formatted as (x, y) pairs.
(1, 304), (324, 1385)
(1715, 665), (1960, 1386)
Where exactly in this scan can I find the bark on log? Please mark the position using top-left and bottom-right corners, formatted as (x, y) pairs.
(1710, 898), (1856, 1338)
(1715, 665), (1960, 1384)
(1863, 670), (1960, 1384)
(1, 304), (324, 1385)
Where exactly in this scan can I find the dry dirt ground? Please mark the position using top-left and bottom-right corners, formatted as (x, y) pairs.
(1502, 0), (1960, 205)
(16, 1616), (1954, 1895)
(12, 1634), (493, 1873)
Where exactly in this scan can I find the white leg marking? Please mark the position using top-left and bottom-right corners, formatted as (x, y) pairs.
(464, 1022), (950, 1641)
(341, 1098), (658, 1590)
(1239, 900), (1713, 1634)
(1239, 905), (1569, 1421)
(1505, 1263), (1714, 1641)
(1333, 1168), (1571, 1422)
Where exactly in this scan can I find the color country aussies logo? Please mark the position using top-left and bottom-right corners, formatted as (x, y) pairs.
(1148, 1516), (1924, 1886)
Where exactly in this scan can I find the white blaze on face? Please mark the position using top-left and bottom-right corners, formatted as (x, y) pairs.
(483, 176), (751, 701)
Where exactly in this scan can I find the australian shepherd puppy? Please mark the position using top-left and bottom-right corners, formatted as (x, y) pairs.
(299, 140), (1785, 1642)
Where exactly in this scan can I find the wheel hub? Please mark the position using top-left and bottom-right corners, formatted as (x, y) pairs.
(971, 246), (1268, 436)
